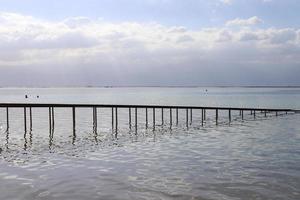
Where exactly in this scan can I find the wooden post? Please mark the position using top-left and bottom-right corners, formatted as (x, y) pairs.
(153, 108), (156, 130)
(204, 109), (206, 120)
(229, 109), (231, 123)
(24, 107), (27, 132)
(276, 111), (278, 117)
(201, 109), (204, 126)
(112, 107), (114, 130)
(216, 109), (218, 125)
(6, 107), (9, 131)
(176, 108), (178, 125)
(51, 107), (54, 129)
(170, 108), (172, 126)
(72, 107), (76, 135)
(135, 107), (138, 131)
(29, 107), (32, 130)
(242, 110), (244, 120)
(49, 107), (52, 131)
(253, 110), (256, 119)
(161, 108), (164, 125)
(95, 107), (97, 131)
(115, 107), (118, 131)
(146, 108), (148, 128)
(93, 107), (97, 132)
(129, 108), (131, 129)
(265, 110), (267, 117)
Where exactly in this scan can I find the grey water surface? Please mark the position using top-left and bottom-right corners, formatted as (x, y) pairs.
(0, 87), (300, 200)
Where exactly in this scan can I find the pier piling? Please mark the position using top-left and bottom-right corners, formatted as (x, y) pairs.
(176, 108), (178, 125)
(72, 107), (76, 135)
(0, 103), (296, 137)
(24, 107), (27, 132)
(161, 108), (164, 125)
(201, 109), (204, 126)
(112, 107), (114, 130)
(216, 109), (218, 125)
(170, 108), (172, 126)
(129, 108), (131, 129)
(135, 107), (138, 131)
(146, 108), (148, 128)
(115, 107), (118, 132)
(6, 107), (9, 131)
(153, 108), (156, 130)
(29, 107), (32, 130)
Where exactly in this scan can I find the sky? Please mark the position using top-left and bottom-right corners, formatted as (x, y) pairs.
(0, 0), (300, 86)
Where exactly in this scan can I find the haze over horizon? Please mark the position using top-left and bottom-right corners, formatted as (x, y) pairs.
(0, 0), (300, 87)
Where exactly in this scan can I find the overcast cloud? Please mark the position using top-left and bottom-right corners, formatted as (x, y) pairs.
(0, 1), (300, 86)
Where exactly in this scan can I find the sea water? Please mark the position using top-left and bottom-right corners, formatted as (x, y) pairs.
(0, 87), (299, 200)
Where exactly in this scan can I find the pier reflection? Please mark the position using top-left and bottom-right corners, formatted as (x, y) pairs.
(23, 129), (33, 151)
(5, 130), (9, 150)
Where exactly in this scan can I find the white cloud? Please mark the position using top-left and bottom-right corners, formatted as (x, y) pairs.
(0, 12), (299, 86)
(226, 16), (263, 27)
(219, 0), (233, 5)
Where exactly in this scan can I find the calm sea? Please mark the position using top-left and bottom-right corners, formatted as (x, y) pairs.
(0, 87), (300, 200)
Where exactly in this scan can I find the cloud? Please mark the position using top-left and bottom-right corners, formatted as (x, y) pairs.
(219, 0), (233, 5)
(268, 28), (297, 44)
(0, 12), (299, 86)
(226, 16), (263, 27)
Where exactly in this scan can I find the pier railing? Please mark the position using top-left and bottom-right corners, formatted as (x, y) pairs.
(1, 103), (299, 136)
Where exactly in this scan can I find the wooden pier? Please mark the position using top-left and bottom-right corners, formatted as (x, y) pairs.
(1, 103), (299, 136)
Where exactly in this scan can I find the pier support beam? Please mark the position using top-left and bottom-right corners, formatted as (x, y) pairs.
(170, 108), (172, 127)
(51, 107), (54, 130)
(241, 110), (244, 120)
(6, 107), (9, 131)
(153, 108), (156, 130)
(129, 108), (131, 129)
(112, 107), (114, 130)
(161, 108), (164, 125)
(216, 109), (218, 125)
(146, 108), (148, 128)
(229, 109), (231, 123)
(24, 107), (27, 133)
(135, 107), (138, 131)
(176, 108), (178, 125)
(115, 107), (118, 132)
(264, 110), (267, 117)
(93, 107), (97, 132)
(201, 109), (204, 126)
(29, 107), (32, 130)
(49, 107), (52, 131)
(72, 107), (76, 136)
